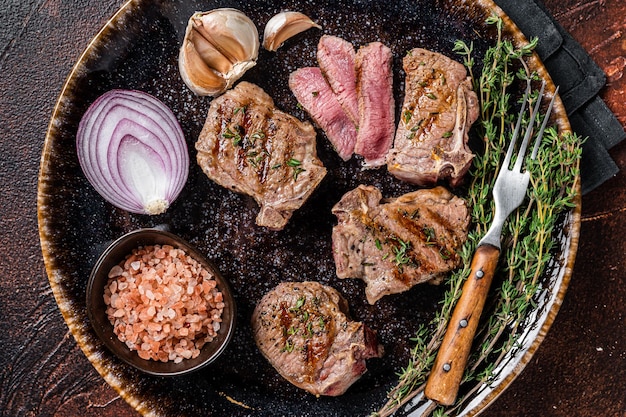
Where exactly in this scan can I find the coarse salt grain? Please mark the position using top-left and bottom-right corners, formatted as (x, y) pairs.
(103, 244), (225, 363)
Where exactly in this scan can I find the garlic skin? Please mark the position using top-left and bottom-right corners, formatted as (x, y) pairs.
(179, 8), (260, 96)
(263, 11), (322, 52)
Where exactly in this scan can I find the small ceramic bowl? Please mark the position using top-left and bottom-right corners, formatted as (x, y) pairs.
(86, 228), (236, 376)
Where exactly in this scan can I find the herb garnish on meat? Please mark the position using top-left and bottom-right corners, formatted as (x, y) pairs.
(376, 15), (582, 417)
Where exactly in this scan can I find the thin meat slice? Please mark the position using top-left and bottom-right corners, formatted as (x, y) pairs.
(317, 35), (359, 126)
(289, 67), (357, 161)
(332, 185), (469, 304)
(251, 281), (384, 396)
(387, 48), (479, 186)
(354, 42), (395, 168)
(196, 82), (327, 230)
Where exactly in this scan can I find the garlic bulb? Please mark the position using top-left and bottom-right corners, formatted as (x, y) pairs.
(179, 8), (259, 96)
(263, 11), (322, 52)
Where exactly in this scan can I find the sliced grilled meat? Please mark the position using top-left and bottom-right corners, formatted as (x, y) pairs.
(387, 48), (479, 186)
(332, 185), (469, 304)
(251, 281), (384, 396)
(196, 82), (327, 230)
(289, 67), (357, 161)
(354, 42), (395, 168)
(317, 35), (359, 127)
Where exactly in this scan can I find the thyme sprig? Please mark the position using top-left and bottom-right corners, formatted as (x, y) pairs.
(374, 14), (581, 417)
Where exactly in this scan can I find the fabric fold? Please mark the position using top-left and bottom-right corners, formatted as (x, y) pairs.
(495, 0), (625, 194)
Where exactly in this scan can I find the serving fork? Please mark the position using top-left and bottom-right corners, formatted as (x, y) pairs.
(422, 79), (558, 407)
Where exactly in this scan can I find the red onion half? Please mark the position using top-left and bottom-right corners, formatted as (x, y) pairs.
(76, 90), (189, 215)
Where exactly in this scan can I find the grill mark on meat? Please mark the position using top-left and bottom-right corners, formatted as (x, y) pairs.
(391, 204), (462, 255)
(196, 82), (327, 230)
(279, 302), (292, 334)
(387, 48), (479, 186)
(332, 185), (469, 304)
(358, 215), (445, 286)
(351, 195), (460, 271)
(277, 298), (337, 385)
(354, 42), (395, 168)
(389, 208), (462, 277)
(401, 59), (457, 141)
(366, 227), (424, 285)
(304, 329), (336, 384)
(251, 282), (383, 396)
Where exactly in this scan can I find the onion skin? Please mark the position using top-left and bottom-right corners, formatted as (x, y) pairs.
(76, 89), (189, 215)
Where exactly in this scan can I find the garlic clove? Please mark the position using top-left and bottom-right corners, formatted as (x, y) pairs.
(191, 10), (259, 65)
(263, 11), (322, 52)
(179, 39), (228, 96)
(223, 60), (257, 91)
(179, 8), (259, 96)
(187, 24), (233, 75)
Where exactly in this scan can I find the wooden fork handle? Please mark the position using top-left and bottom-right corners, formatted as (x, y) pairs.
(425, 243), (500, 406)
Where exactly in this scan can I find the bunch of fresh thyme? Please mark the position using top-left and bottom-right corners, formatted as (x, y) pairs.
(374, 14), (582, 417)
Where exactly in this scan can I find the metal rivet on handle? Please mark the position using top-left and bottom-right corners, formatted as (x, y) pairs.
(460, 319), (468, 328)
(475, 269), (484, 279)
(443, 363), (451, 372)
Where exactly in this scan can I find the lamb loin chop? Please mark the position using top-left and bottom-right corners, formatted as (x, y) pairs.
(317, 35), (359, 127)
(354, 42), (395, 168)
(332, 185), (469, 304)
(196, 82), (327, 230)
(387, 48), (479, 186)
(251, 281), (384, 396)
(289, 67), (357, 161)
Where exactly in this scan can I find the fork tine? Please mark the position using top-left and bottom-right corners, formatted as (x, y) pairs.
(513, 80), (546, 172)
(502, 80), (532, 169)
(531, 85), (559, 160)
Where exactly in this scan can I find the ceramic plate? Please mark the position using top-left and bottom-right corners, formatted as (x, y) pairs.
(38, 0), (580, 416)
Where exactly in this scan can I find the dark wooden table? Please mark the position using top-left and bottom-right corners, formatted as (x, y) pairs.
(1, 0), (624, 416)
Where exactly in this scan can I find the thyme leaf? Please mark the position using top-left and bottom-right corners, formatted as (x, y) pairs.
(375, 14), (581, 417)
(290, 295), (306, 312)
(287, 158), (306, 180)
(392, 238), (412, 269)
(282, 340), (295, 353)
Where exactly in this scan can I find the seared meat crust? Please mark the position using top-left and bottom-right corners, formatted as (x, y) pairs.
(332, 185), (469, 304)
(196, 82), (327, 230)
(387, 48), (479, 186)
(251, 281), (383, 396)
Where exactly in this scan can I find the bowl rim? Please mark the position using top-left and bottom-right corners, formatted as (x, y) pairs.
(36, 0), (581, 413)
(85, 227), (237, 377)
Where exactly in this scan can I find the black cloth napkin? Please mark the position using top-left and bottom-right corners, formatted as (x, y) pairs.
(494, 0), (625, 194)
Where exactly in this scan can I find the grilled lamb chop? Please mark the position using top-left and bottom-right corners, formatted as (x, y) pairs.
(354, 42), (395, 168)
(289, 67), (357, 161)
(251, 281), (384, 396)
(332, 185), (469, 304)
(387, 48), (479, 186)
(317, 35), (359, 126)
(196, 82), (327, 230)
